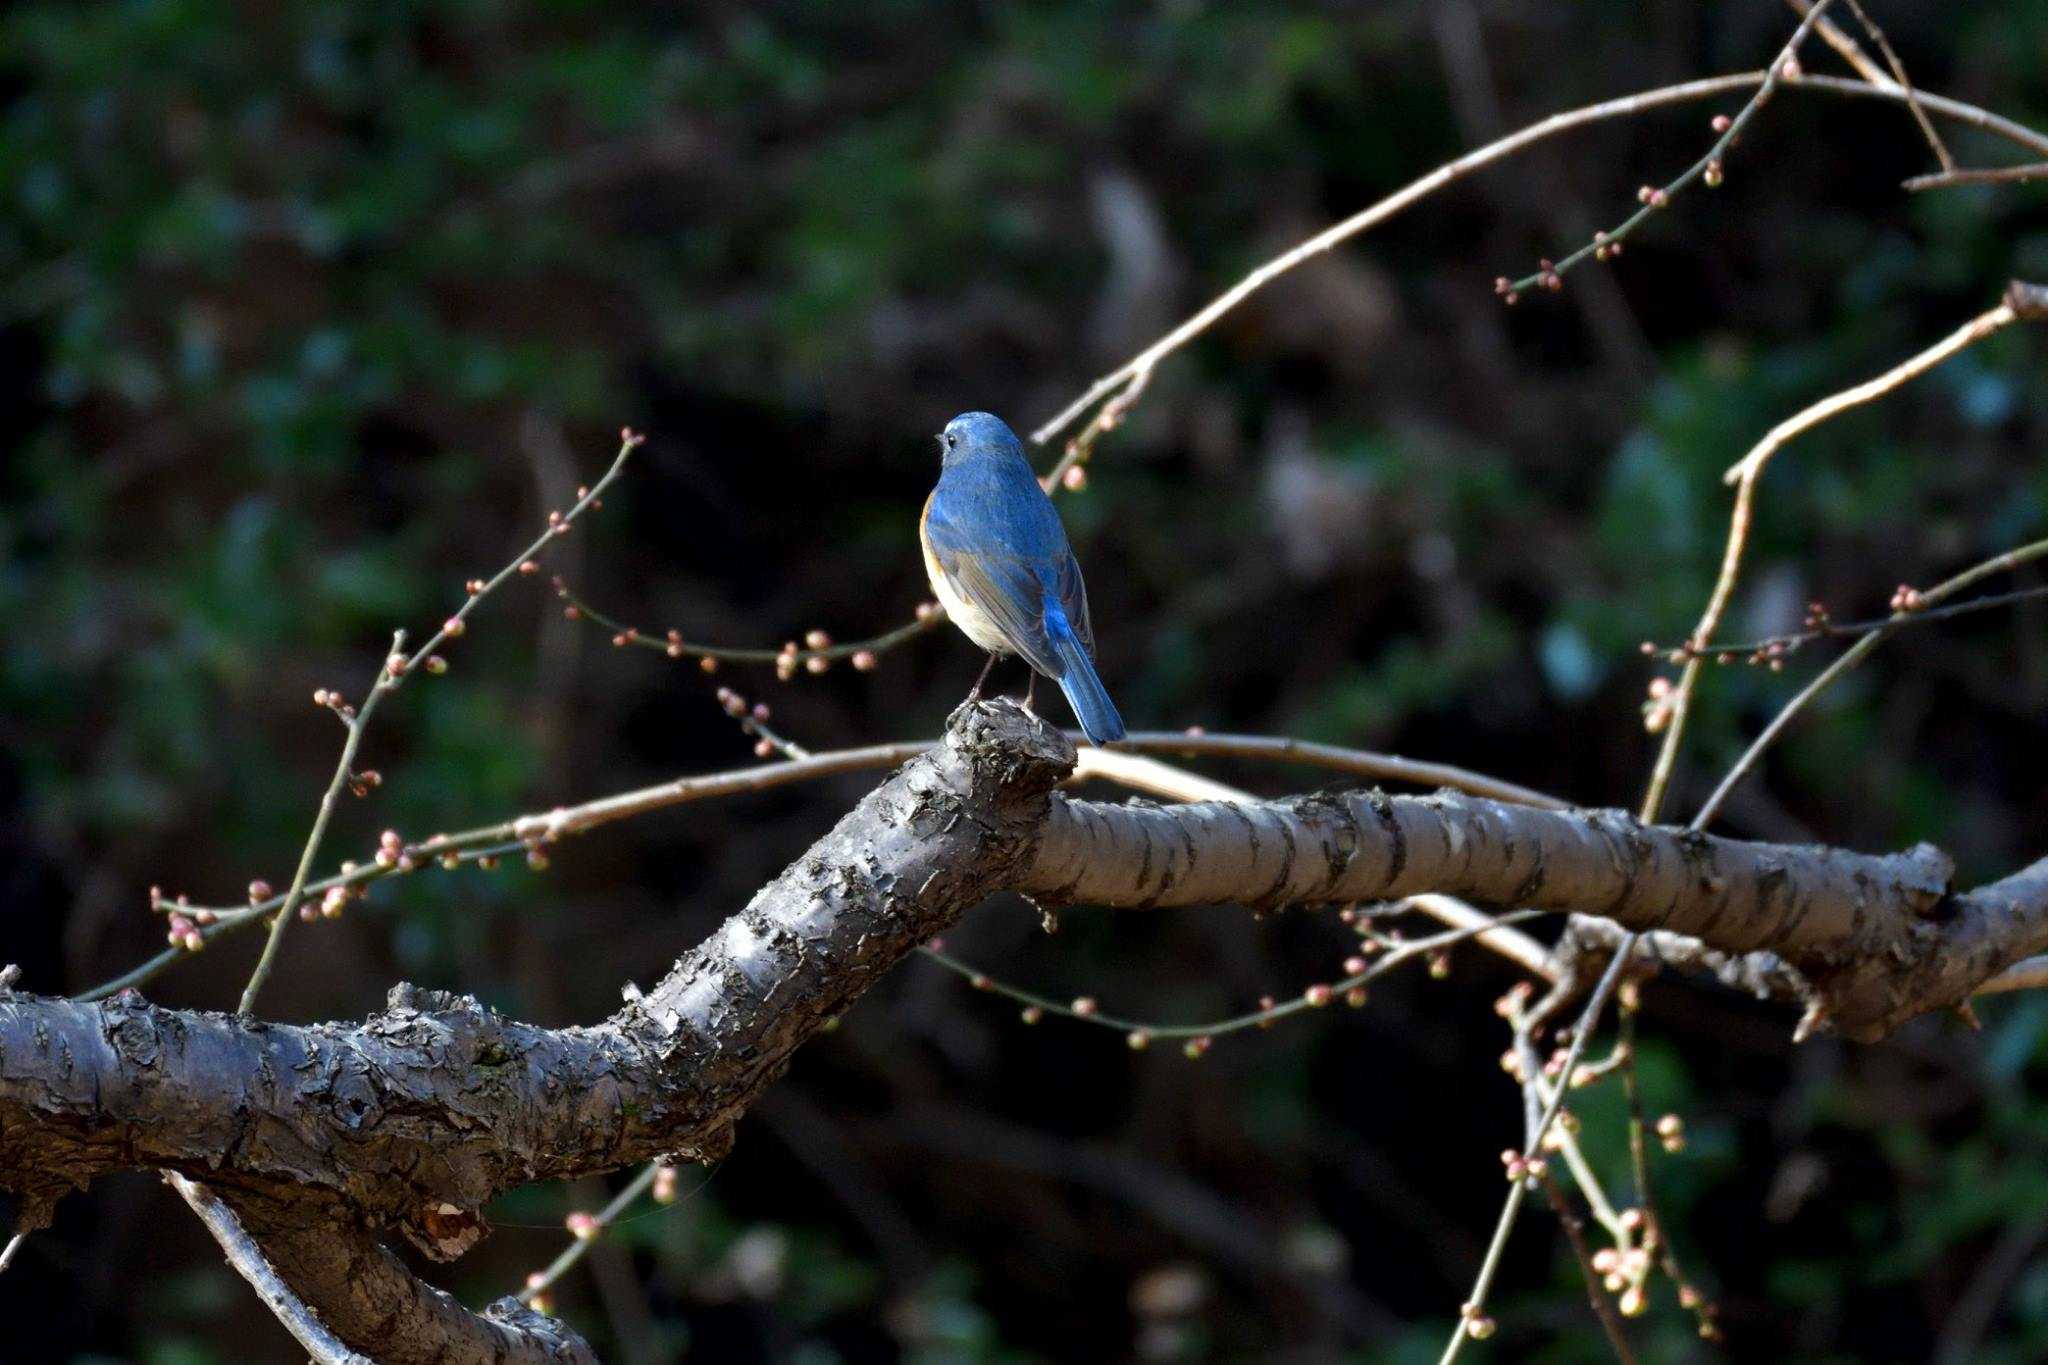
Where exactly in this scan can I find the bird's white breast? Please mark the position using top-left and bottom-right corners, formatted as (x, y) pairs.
(921, 522), (1012, 654)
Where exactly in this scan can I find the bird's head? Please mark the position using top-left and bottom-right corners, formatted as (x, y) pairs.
(937, 411), (1025, 468)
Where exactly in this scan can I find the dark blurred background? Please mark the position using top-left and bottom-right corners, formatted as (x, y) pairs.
(6, 1), (2048, 1360)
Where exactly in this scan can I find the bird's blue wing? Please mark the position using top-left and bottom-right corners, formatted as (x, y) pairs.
(924, 487), (1065, 675)
(1051, 549), (1094, 656)
(931, 544), (1064, 677)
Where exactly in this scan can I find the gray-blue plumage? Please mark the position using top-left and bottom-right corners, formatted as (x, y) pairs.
(920, 412), (1125, 744)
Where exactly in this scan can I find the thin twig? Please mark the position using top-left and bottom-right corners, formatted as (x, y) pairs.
(1619, 1009), (1714, 1336)
(1696, 537), (2048, 831)
(556, 577), (942, 674)
(518, 1162), (663, 1304)
(1640, 295), (2024, 823)
(235, 432), (642, 1015)
(1791, 0), (1954, 171)
(1039, 367), (1152, 497)
(1842, 0), (1954, 170)
(1539, 1168), (1639, 1364)
(1501, 0), (1838, 299)
(1906, 162), (2048, 192)
(1791, 0), (1891, 85)
(921, 909), (1553, 1046)
(1439, 945), (1634, 1364)
(171, 1175), (373, 1365)
(1034, 66), (2048, 451)
(1108, 733), (1564, 808)
(1724, 303), (2019, 485)
(1652, 583), (2048, 662)
(237, 633), (398, 1015)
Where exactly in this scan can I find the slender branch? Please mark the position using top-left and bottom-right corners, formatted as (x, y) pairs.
(1539, 1168), (1639, 1364)
(517, 1162), (663, 1305)
(1841, 0), (1953, 170)
(1723, 302), (2020, 485)
(1619, 1009), (1714, 1337)
(920, 909), (1552, 1045)
(1502, 0), (1838, 299)
(1791, 0), (1954, 171)
(1440, 948), (1634, 1364)
(1038, 366), (1152, 498)
(234, 432), (643, 1014)
(170, 1176), (377, 1365)
(238, 633), (397, 1014)
(1640, 290), (2029, 830)
(1650, 583), (2048, 663)
(1906, 162), (2048, 192)
(88, 728), (1557, 1002)
(1033, 66), (2048, 448)
(1696, 537), (2048, 831)
(1110, 732), (1564, 808)
(555, 576), (941, 675)
(1406, 892), (1562, 982)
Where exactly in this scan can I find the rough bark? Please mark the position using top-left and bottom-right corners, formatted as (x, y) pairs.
(3, 701), (2045, 1359)
(0, 702), (1074, 1363)
(1023, 785), (2048, 1038)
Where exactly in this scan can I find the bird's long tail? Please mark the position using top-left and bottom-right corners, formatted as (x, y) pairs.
(1045, 607), (1124, 745)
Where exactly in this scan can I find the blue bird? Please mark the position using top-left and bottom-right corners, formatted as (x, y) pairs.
(921, 411), (1125, 745)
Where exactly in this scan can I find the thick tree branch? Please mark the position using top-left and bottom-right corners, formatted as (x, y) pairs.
(221, 1185), (598, 1365)
(0, 702), (1073, 1362)
(1020, 781), (2045, 1040)
(4, 703), (2044, 1359)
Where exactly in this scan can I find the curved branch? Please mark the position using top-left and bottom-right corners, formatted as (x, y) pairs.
(1034, 70), (2048, 446)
